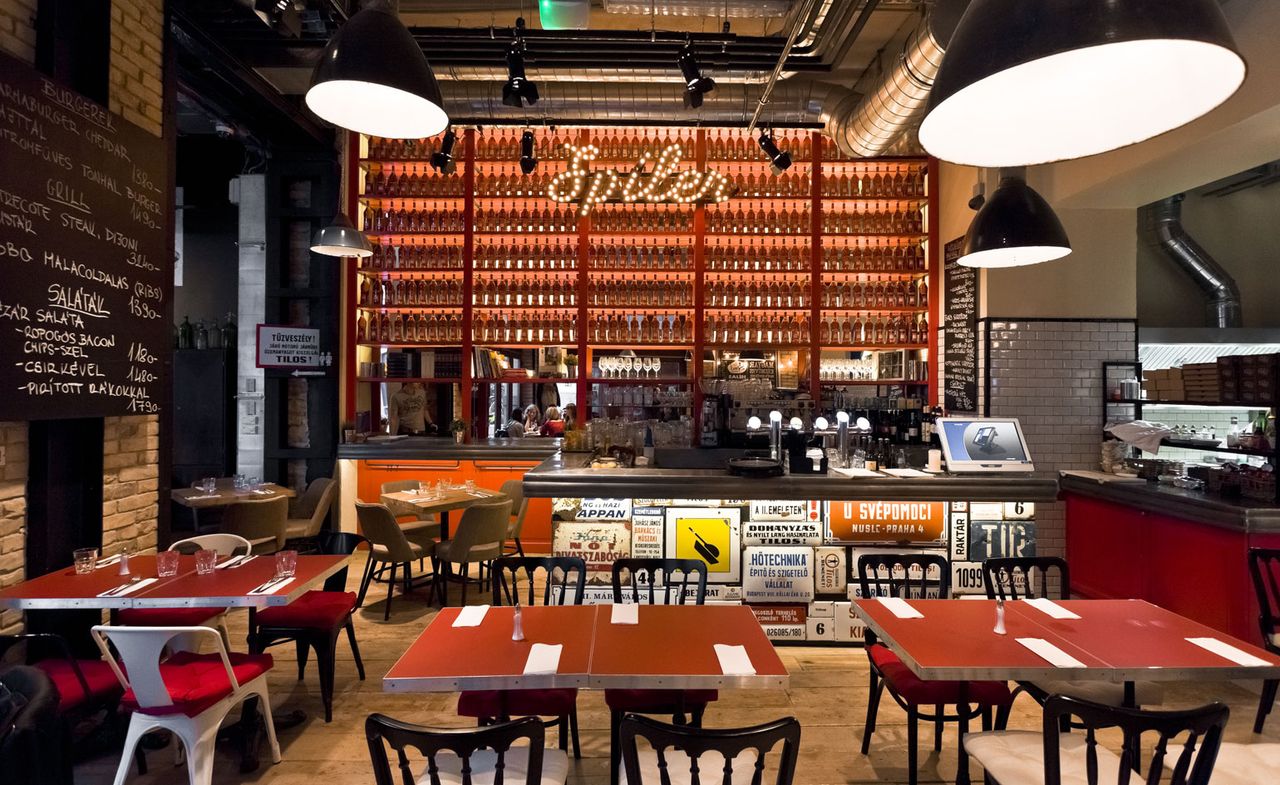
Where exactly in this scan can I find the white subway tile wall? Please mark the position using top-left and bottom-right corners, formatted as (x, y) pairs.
(980, 320), (1137, 560)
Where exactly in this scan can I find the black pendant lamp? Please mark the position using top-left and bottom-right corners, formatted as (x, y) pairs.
(311, 214), (373, 258)
(306, 0), (448, 139)
(959, 173), (1070, 268)
(919, 0), (1246, 167)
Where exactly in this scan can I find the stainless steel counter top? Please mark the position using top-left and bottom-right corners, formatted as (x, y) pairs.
(1059, 470), (1280, 533)
(337, 437), (561, 462)
(523, 451), (1061, 502)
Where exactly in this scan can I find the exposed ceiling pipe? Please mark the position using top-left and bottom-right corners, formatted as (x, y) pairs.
(827, 0), (969, 157)
(1149, 195), (1242, 329)
(746, 0), (824, 135)
(442, 79), (848, 126)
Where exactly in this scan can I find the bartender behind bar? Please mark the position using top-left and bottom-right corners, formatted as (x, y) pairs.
(388, 382), (437, 436)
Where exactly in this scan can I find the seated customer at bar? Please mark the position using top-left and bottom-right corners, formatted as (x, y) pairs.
(540, 406), (566, 437)
(522, 404), (541, 435)
(504, 408), (525, 438)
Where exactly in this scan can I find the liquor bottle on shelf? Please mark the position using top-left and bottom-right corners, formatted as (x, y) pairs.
(705, 278), (808, 308)
(590, 276), (692, 307)
(365, 168), (463, 198)
(363, 311), (462, 344)
(705, 202), (810, 235)
(822, 243), (925, 272)
(704, 239), (810, 272)
(475, 241), (576, 271)
(704, 313), (809, 345)
(476, 204), (576, 233)
(821, 203), (923, 235)
(590, 205), (693, 233)
(590, 241), (692, 270)
(473, 311), (577, 344)
(474, 276), (576, 307)
(589, 312), (692, 345)
(819, 277), (926, 309)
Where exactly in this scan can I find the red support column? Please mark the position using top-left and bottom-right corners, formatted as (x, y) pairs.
(809, 131), (824, 399)
(461, 129), (476, 440)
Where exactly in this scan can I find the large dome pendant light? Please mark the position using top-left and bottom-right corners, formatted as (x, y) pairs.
(919, 0), (1246, 167)
(306, 0), (449, 139)
(959, 170), (1071, 268)
(311, 214), (373, 258)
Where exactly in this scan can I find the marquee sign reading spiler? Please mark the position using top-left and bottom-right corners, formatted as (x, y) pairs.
(546, 143), (733, 216)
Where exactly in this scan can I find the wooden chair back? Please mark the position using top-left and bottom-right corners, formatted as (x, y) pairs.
(1041, 696), (1228, 785)
(983, 556), (1070, 601)
(222, 496), (289, 554)
(856, 553), (950, 600)
(366, 714), (547, 785)
(619, 714), (800, 785)
(357, 501), (421, 563)
(611, 558), (708, 605)
(447, 499), (513, 564)
(490, 556), (586, 606)
(1249, 548), (1280, 653)
(170, 533), (251, 556)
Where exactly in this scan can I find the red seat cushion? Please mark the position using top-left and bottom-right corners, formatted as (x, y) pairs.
(122, 651), (274, 717)
(869, 644), (1012, 706)
(36, 659), (122, 712)
(255, 591), (356, 629)
(604, 689), (718, 713)
(458, 688), (578, 718)
(116, 607), (226, 627)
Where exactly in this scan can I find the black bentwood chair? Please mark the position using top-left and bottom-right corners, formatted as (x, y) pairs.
(456, 557), (588, 758)
(1247, 547), (1280, 733)
(857, 552), (1013, 785)
(983, 556), (1163, 729)
(965, 695), (1229, 785)
(619, 714), (801, 785)
(606, 559), (717, 785)
(365, 713), (568, 785)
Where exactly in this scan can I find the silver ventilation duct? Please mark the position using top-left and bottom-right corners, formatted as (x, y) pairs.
(828, 0), (969, 157)
(1149, 195), (1242, 329)
(444, 79), (850, 126)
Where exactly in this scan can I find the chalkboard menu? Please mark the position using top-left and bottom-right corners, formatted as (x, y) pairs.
(0, 52), (169, 420)
(943, 236), (978, 413)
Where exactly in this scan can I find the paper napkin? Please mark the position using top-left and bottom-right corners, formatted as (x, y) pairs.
(611, 604), (639, 624)
(1023, 598), (1082, 620)
(877, 597), (924, 619)
(1017, 637), (1087, 668)
(714, 644), (756, 675)
(523, 643), (562, 675)
(453, 605), (490, 627)
(1186, 637), (1271, 667)
(96, 578), (158, 598)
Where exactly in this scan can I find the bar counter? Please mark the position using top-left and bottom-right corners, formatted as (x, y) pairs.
(337, 436), (562, 462)
(522, 450), (1060, 503)
(1059, 470), (1280, 533)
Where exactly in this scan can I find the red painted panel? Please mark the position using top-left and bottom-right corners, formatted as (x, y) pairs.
(1065, 494), (1146, 600)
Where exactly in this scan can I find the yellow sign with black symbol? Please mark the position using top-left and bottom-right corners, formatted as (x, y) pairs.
(664, 507), (742, 583)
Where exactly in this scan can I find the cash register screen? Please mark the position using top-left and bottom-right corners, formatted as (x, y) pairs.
(936, 417), (1034, 472)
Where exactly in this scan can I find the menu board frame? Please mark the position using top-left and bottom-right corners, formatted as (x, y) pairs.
(943, 235), (978, 414)
(0, 51), (171, 420)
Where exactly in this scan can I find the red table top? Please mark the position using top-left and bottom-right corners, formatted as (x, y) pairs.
(383, 604), (790, 693)
(589, 605), (789, 690)
(854, 598), (1280, 683)
(384, 606), (597, 692)
(0, 554), (349, 609)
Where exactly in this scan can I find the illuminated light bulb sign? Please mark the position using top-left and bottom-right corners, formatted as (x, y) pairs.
(547, 143), (733, 216)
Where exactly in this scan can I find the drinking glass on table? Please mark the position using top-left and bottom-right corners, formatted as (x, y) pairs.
(233, 474), (247, 491)
(156, 550), (180, 577)
(73, 548), (97, 575)
(194, 549), (218, 575)
(464, 479), (477, 493)
(416, 480), (429, 495)
(275, 550), (297, 579)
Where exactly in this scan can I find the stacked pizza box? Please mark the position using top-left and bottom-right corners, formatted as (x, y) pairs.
(1180, 362), (1221, 403)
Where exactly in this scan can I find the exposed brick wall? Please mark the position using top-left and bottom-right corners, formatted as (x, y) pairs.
(0, 0), (36, 62)
(109, 0), (164, 136)
(0, 422), (28, 634)
(0, 2), (165, 633)
(980, 320), (1137, 563)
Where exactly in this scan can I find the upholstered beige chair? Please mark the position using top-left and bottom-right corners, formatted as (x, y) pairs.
(285, 477), (337, 543)
(356, 501), (439, 620)
(498, 479), (530, 557)
(435, 499), (511, 605)
(223, 496), (289, 555)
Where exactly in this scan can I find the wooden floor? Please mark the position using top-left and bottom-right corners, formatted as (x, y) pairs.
(75, 552), (1277, 784)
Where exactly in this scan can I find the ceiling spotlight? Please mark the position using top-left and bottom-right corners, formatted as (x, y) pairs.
(919, 0), (1246, 166)
(679, 41), (715, 109)
(305, 0), (448, 139)
(311, 213), (372, 258)
(519, 130), (538, 175)
(959, 171), (1071, 268)
(430, 128), (457, 174)
(502, 18), (539, 108)
(757, 131), (792, 175)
